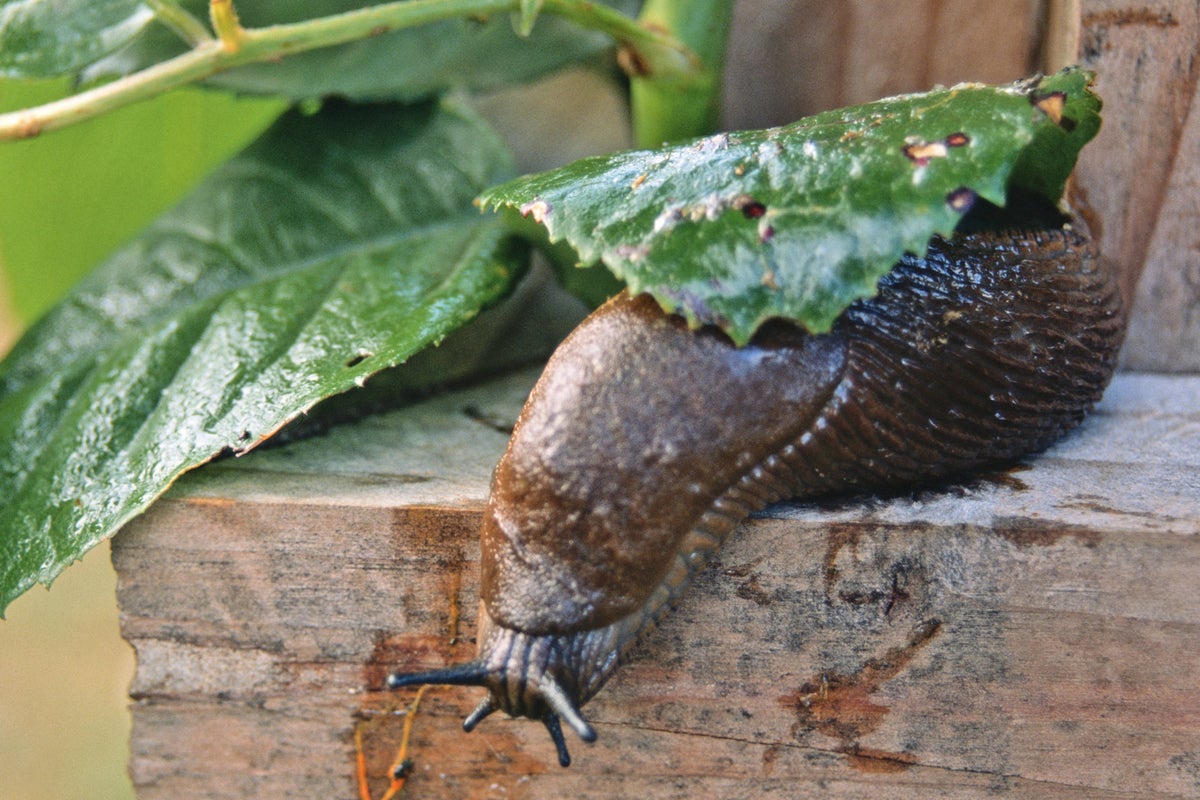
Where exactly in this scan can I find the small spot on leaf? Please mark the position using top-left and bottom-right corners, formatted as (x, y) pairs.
(615, 243), (650, 262)
(631, 173), (648, 190)
(344, 352), (373, 368)
(1032, 91), (1071, 128)
(733, 194), (767, 219)
(902, 139), (948, 166)
(652, 205), (684, 234)
(695, 133), (730, 153)
(946, 187), (976, 213)
(944, 132), (970, 147)
(519, 199), (551, 222)
(757, 140), (783, 161)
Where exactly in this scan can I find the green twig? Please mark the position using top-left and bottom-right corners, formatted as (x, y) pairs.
(209, 0), (245, 52)
(629, 0), (734, 147)
(145, 0), (215, 46)
(0, 0), (699, 142)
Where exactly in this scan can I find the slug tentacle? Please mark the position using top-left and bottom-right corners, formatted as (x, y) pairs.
(462, 696), (498, 731)
(388, 604), (609, 765)
(389, 207), (1125, 766)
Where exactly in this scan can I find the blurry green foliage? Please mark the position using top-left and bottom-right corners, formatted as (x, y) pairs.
(0, 78), (284, 324)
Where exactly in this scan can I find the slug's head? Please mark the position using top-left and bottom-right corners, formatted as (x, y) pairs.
(386, 607), (606, 767)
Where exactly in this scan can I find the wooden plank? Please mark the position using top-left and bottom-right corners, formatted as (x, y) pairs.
(113, 371), (1200, 799)
(1121, 59), (1200, 371)
(723, 0), (1043, 131)
(1074, 0), (1200, 369)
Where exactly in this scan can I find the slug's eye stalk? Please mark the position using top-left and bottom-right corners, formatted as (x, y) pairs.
(385, 661), (488, 691)
(386, 657), (597, 768)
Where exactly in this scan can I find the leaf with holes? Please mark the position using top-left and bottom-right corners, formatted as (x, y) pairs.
(0, 99), (522, 612)
(480, 68), (1101, 343)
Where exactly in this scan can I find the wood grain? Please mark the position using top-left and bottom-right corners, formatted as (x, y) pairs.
(1111, 15), (1200, 370)
(113, 370), (1200, 799)
(1073, 0), (1200, 369)
(722, 0), (1044, 131)
(111, 5), (1200, 797)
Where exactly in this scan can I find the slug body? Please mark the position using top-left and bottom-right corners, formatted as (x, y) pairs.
(390, 214), (1124, 765)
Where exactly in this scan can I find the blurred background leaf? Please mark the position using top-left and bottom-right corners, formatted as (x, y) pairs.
(0, 76), (282, 800)
(85, 0), (642, 101)
(0, 0), (153, 78)
(0, 78), (285, 324)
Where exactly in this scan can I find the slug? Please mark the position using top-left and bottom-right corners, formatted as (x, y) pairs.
(388, 201), (1125, 766)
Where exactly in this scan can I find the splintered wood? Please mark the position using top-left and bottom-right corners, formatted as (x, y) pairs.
(113, 370), (1200, 800)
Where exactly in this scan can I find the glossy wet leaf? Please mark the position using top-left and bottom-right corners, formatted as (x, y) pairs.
(0, 0), (152, 77)
(0, 79), (285, 322)
(480, 69), (1102, 343)
(0, 99), (521, 612)
(85, 0), (640, 101)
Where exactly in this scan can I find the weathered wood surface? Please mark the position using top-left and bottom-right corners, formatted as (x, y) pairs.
(1075, 0), (1200, 371)
(113, 370), (1200, 799)
(722, 0), (1045, 130)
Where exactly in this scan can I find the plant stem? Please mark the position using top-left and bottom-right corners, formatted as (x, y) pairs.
(629, 0), (735, 148)
(209, 0), (245, 52)
(0, 0), (698, 142)
(145, 0), (215, 46)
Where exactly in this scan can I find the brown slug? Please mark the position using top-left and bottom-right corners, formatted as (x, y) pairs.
(388, 202), (1125, 766)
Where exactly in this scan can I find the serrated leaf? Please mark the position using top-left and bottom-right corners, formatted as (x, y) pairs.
(85, 0), (641, 101)
(0, 0), (152, 78)
(480, 68), (1102, 343)
(0, 99), (522, 612)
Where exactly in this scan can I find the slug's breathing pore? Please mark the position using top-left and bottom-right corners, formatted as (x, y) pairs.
(388, 204), (1125, 767)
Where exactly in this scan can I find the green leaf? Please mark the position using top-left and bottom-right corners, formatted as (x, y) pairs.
(85, 0), (641, 101)
(0, 0), (152, 78)
(516, 0), (545, 37)
(1009, 69), (1103, 202)
(0, 78), (284, 323)
(480, 68), (1102, 343)
(0, 99), (522, 612)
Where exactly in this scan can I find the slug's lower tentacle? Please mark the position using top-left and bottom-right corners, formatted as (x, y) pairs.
(389, 210), (1125, 766)
(388, 603), (609, 765)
